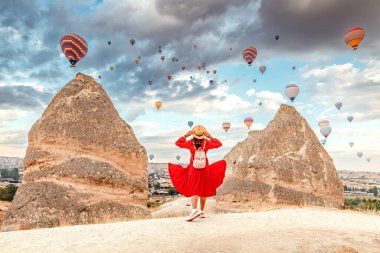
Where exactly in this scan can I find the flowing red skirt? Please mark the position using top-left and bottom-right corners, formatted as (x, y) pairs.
(168, 160), (227, 197)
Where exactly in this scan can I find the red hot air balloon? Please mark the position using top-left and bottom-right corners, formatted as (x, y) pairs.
(168, 74), (172, 81)
(259, 65), (266, 74)
(60, 34), (88, 67)
(242, 47), (257, 66)
(161, 56), (165, 61)
(344, 27), (365, 50)
(244, 117), (254, 129)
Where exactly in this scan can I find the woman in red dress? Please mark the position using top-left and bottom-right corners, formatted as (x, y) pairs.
(168, 125), (227, 221)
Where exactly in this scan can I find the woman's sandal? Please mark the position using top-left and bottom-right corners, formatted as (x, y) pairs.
(186, 210), (201, 221)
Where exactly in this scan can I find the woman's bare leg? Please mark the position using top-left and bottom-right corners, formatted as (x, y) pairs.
(200, 197), (207, 211)
(191, 195), (199, 209)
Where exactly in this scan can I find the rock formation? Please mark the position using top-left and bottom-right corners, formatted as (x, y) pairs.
(1, 73), (150, 231)
(216, 104), (344, 209)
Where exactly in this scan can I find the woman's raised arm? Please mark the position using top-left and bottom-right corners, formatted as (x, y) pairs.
(206, 137), (222, 150)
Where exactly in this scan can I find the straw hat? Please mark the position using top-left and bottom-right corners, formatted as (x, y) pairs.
(192, 125), (207, 139)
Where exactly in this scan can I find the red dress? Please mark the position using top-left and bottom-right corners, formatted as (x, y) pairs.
(168, 136), (227, 197)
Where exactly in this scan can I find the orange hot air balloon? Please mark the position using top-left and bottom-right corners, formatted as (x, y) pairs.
(344, 27), (365, 50)
(155, 101), (162, 110)
(167, 74), (172, 81)
(222, 122), (231, 132)
(244, 117), (254, 129)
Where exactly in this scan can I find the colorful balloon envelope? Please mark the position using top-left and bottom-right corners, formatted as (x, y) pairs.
(242, 47), (257, 66)
(213, 70), (217, 74)
(259, 65), (266, 74)
(344, 27), (365, 50)
(149, 154), (154, 160)
(155, 101), (162, 110)
(130, 39), (135, 46)
(357, 152), (363, 158)
(222, 122), (231, 132)
(335, 102), (343, 110)
(135, 59), (140, 64)
(285, 84), (299, 102)
(320, 126), (332, 139)
(244, 117), (254, 129)
(347, 115), (353, 123)
(60, 34), (88, 67)
(318, 119), (330, 127)
(161, 56), (165, 61)
(109, 66), (114, 71)
(167, 74), (172, 81)
(349, 142), (354, 148)
(98, 75), (101, 79)
(188, 121), (194, 128)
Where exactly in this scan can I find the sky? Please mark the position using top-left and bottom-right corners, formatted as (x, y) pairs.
(0, 0), (379, 171)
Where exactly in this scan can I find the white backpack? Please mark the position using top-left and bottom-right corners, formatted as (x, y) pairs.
(193, 141), (207, 169)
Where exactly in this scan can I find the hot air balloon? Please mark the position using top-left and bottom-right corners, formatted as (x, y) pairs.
(161, 56), (165, 61)
(167, 74), (172, 81)
(109, 66), (114, 71)
(202, 63), (206, 68)
(148, 81), (153, 86)
(158, 49), (162, 54)
(176, 58), (179, 62)
(222, 122), (231, 132)
(259, 101), (262, 106)
(190, 76), (193, 79)
(275, 35), (279, 40)
(149, 154), (154, 161)
(134, 59), (140, 64)
(206, 70), (210, 74)
(171, 57), (176, 62)
(182, 66), (186, 71)
(108, 41), (111, 46)
(242, 47), (257, 66)
(347, 115), (353, 123)
(344, 27), (365, 50)
(138, 55), (142, 59)
(192, 44), (197, 50)
(285, 84), (299, 102)
(209, 80), (214, 85)
(213, 70), (217, 74)
(244, 117), (254, 129)
(188, 121), (193, 128)
(98, 75), (101, 79)
(349, 142), (354, 148)
(366, 157), (371, 162)
(155, 101), (162, 110)
(320, 139), (327, 145)
(320, 126), (332, 139)
(357, 152), (363, 158)
(130, 39), (135, 46)
(224, 80), (227, 83)
(229, 47), (232, 51)
(253, 79), (256, 83)
(259, 65), (266, 74)
(335, 102), (343, 110)
(60, 34), (88, 67)
(318, 119), (330, 127)
(292, 66), (296, 70)
(176, 155), (180, 161)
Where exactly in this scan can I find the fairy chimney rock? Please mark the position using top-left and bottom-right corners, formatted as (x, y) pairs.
(1, 73), (150, 231)
(216, 104), (344, 209)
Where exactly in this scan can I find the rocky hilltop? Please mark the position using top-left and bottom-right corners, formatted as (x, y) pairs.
(1, 73), (150, 231)
(216, 104), (344, 209)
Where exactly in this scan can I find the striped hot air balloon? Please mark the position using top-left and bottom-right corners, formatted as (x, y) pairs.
(242, 47), (257, 66)
(244, 117), (254, 129)
(60, 34), (88, 67)
(335, 102), (343, 110)
(344, 27), (365, 50)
